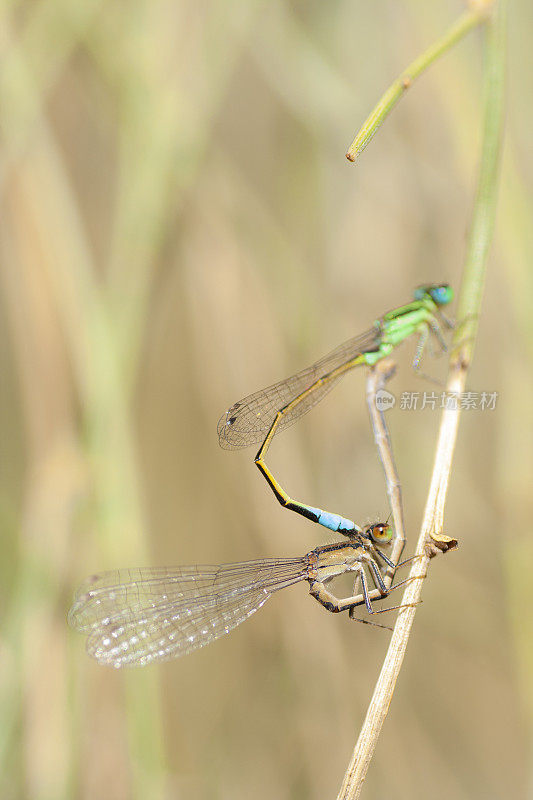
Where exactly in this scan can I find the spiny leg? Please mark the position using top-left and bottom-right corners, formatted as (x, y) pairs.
(348, 553), (393, 610)
(372, 546), (396, 571)
(387, 574), (427, 593)
(362, 552), (429, 611)
(360, 566), (374, 613)
(426, 333), (444, 360)
(309, 565), (416, 628)
(351, 547), (408, 607)
(351, 598), (422, 618)
(412, 321), (448, 384)
(396, 553), (426, 569)
(350, 571), (362, 600)
(412, 324), (429, 371)
(309, 565), (374, 615)
(254, 356), (368, 536)
(309, 558), (386, 614)
(411, 309), (450, 369)
(428, 316), (448, 352)
(349, 568), (421, 620)
(367, 557), (388, 596)
(347, 615), (393, 631)
(438, 308), (455, 330)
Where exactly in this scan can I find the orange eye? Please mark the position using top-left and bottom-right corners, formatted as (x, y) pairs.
(367, 523), (393, 544)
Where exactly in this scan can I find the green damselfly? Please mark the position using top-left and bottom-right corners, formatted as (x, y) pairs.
(218, 284), (453, 535)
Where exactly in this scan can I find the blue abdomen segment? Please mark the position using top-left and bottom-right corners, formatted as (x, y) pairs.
(308, 507), (358, 535)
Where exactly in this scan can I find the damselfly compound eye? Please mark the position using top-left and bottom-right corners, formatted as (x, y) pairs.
(367, 523), (393, 544)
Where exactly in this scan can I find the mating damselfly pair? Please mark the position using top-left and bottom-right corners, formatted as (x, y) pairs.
(68, 284), (453, 668)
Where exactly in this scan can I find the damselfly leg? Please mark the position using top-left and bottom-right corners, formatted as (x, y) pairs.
(69, 535), (410, 668)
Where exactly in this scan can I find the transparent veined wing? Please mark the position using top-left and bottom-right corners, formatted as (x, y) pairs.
(68, 557), (309, 668)
(217, 326), (380, 449)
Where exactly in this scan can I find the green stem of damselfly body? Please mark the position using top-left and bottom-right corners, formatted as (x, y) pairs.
(345, 3), (493, 162)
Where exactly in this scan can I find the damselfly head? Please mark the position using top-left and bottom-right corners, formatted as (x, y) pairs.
(364, 522), (393, 545)
(414, 283), (453, 307)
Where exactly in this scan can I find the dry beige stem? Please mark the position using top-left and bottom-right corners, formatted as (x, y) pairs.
(337, 362), (467, 800)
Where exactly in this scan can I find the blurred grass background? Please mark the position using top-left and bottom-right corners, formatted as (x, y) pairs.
(0, 1), (531, 798)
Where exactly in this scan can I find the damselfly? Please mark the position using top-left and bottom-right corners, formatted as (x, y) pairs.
(69, 523), (408, 668)
(218, 285), (453, 534)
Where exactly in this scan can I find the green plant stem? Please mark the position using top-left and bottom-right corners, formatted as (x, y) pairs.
(338, 2), (506, 798)
(452, 0), (506, 367)
(346, 3), (493, 162)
